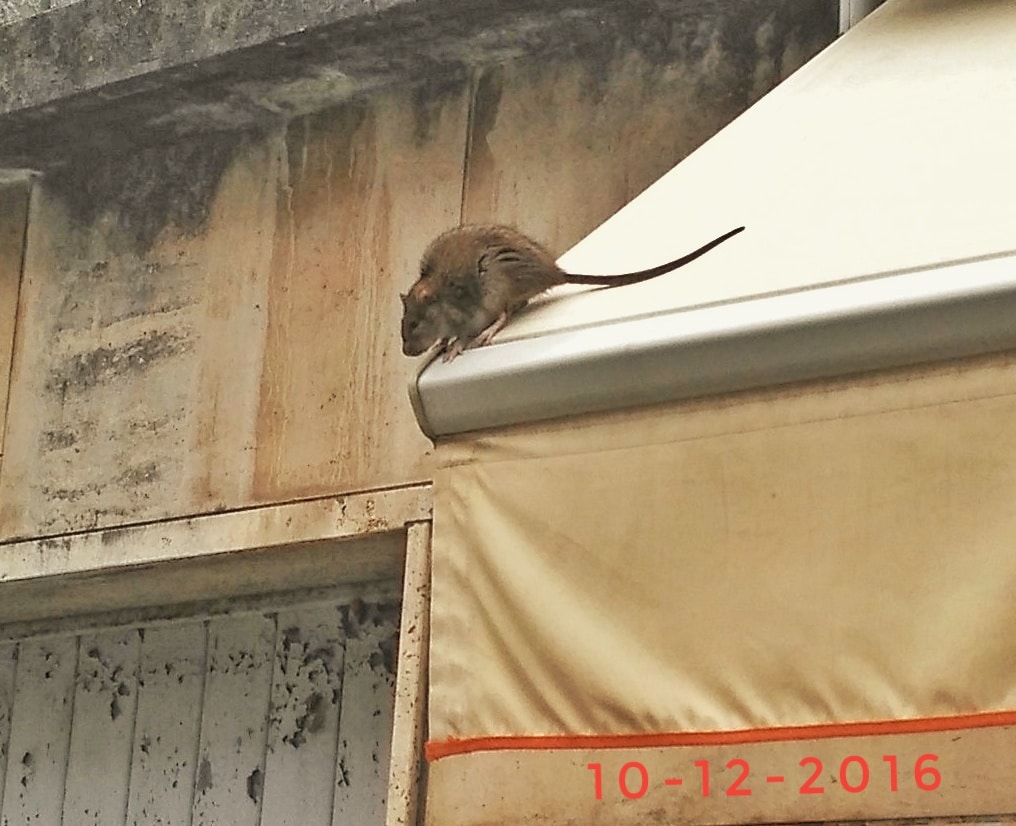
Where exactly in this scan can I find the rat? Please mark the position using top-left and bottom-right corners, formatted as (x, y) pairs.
(400, 223), (745, 361)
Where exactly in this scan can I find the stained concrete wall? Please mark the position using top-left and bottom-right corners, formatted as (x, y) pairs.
(0, 0), (82, 27)
(0, 177), (30, 467)
(0, 0), (839, 541)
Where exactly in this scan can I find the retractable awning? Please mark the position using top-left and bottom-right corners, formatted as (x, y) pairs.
(423, 5), (1016, 823)
(411, 0), (1016, 438)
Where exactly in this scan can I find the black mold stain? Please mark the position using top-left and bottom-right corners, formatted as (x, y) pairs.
(372, 635), (398, 675)
(56, 259), (196, 334)
(303, 691), (327, 734)
(20, 751), (33, 789)
(285, 690), (327, 748)
(118, 461), (161, 488)
(40, 426), (82, 450)
(465, 63), (503, 180)
(246, 767), (263, 805)
(39, 537), (72, 551)
(273, 630), (343, 750)
(196, 755), (213, 795)
(339, 598), (366, 638)
(699, 0), (837, 104)
(44, 328), (191, 397)
(410, 68), (468, 146)
(285, 100), (369, 193)
(42, 129), (247, 253)
(39, 484), (86, 503)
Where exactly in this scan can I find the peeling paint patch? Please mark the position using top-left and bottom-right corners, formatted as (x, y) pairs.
(269, 618), (345, 752)
(339, 599), (401, 676)
(75, 637), (137, 733)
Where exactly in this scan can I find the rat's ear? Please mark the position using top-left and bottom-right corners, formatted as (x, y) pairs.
(399, 292), (408, 305)
(413, 281), (436, 302)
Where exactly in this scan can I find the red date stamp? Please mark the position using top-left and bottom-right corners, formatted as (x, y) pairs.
(587, 754), (941, 799)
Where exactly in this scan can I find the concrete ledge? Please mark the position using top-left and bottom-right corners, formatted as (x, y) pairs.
(0, 0), (422, 115)
(0, 484), (432, 624)
(0, 483), (432, 582)
(0, 0), (837, 168)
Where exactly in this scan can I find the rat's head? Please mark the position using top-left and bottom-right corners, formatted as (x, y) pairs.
(401, 225), (520, 357)
(400, 280), (447, 356)
(402, 232), (484, 356)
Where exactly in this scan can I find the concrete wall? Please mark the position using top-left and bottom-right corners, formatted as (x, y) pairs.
(0, 0), (840, 542)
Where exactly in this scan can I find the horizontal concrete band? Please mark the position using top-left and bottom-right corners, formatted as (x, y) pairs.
(411, 251), (1016, 438)
(0, 0), (780, 167)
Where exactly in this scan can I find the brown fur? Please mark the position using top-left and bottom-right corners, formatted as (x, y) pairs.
(400, 224), (744, 360)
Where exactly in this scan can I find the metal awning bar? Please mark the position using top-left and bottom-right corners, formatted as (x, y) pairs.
(410, 252), (1016, 438)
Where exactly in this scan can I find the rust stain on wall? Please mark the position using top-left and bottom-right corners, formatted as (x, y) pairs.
(0, 178), (31, 463)
(253, 84), (462, 501)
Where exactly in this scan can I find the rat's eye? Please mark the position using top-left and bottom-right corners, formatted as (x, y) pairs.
(494, 247), (523, 264)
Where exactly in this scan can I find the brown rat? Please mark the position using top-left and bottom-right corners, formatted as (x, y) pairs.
(401, 223), (745, 360)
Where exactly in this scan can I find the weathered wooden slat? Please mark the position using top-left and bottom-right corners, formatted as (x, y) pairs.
(125, 622), (207, 826)
(0, 635), (76, 826)
(332, 600), (400, 825)
(385, 522), (431, 826)
(192, 614), (276, 826)
(63, 628), (141, 826)
(0, 590), (407, 825)
(0, 642), (17, 821)
(260, 605), (346, 825)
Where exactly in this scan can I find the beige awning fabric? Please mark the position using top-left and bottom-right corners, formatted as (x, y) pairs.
(430, 359), (1016, 748)
(426, 356), (1016, 823)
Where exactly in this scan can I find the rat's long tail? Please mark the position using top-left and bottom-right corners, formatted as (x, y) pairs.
(562, 225), (745, 286)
